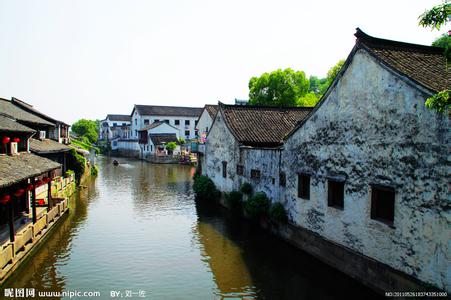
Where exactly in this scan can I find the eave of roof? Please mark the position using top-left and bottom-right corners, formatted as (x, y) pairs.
(0, 152), (61, 188)
(0, 115), (36, 133)
(0, 98), (54, 126)
(11, 97), (69, 126)
(29, 138), (72, 154)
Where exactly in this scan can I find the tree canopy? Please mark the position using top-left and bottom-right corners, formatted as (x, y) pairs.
(419, 2), (450, 30)
(71, 119), (98, 144)
(326, 59), (345, 85)
(248, 68), (309, 107)
(432, 33), (451, 62)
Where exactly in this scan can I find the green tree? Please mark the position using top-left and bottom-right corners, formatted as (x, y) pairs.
(165, 142), (177, 152)
(298, 92), (319, 107)
(248, 68), (309, 107)
(419, 3), (450, 114)
(432, 33), (451, 62)
(326, 59), (345, 85)
(71, 119), (98, 144)
(419, 2), (450, 30)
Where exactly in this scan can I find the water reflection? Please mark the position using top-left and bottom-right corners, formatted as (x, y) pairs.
(4, 157), (379, 299)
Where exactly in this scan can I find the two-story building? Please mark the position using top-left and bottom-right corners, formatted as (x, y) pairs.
(196, 104), (218, 143)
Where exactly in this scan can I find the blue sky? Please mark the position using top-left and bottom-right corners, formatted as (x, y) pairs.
(0, 0), (447, 124)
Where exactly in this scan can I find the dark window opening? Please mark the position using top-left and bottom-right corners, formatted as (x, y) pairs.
(154, 119), (159, 123)
(271, 177), (275, 185)
(371, 186), (395, 225)
(175, 120), (180, 125)
(250, 169), (260, 179)
(195, 120), (199, 126)
(144, 119), (149, 125)
(185, 120), (190, 125)
(222, 161), (227, 178)
(279, 172), (286, 187)
(236, 165), (244, 176)
(298, 174), (310, 199)
(185, 130), (190, 137)
(328, 180), (344, 209)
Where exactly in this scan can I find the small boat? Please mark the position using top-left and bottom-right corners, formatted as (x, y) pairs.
(113, 160), (119, 166)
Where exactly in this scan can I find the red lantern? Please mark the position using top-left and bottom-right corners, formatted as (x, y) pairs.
(38, 199), (45, 206)
(0, 195), (10, 205)
(26, 184), (34, 191)
(13, 189), (25, 197)
(13, 137), (20, 143)
(2, 137), (10, 144)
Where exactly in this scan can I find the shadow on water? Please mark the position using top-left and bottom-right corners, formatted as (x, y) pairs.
(194, 201), (382, 300)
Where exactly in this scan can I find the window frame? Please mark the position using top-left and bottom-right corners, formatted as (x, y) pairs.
(370, 185), (395, 226)
(250, 169), (260, 180)
(222, 161), (227, 178)
(297, 173), (310, 199)
(236, 165), (244, 176)
(327, 179), (345, 210)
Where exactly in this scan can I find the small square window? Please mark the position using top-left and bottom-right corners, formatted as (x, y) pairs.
(144, 119), (149, 125)
(185, 130), (190, 137)
(195, 120), (199, 126)
(279, 172), (286, 187)
(250, 169), (260, 179)
(175, 120), (180, 125)
(236, 165), (244, 175)
(371, 185), (395, 225)
(298, 174), (310, 199)
(185, 120), (190, 125)
(328, 180), (344, 209)
(222, 161), (227, 178)
(154, 119), (159, 123)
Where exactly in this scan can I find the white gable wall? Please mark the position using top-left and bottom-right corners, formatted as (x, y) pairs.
(282, 48), (449, 290)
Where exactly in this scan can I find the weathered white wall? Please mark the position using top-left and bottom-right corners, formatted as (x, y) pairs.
(282, 49), (450, 290)
(238, 147), (282, 202)
(204, 112), (239, 192)
(197, 110), (213, 140)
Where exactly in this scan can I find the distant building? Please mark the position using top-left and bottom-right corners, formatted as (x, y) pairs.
(118, 104), (203, 157)
(99, 114), (131, 141)
(234, 98), (248, 105)
(138, 121), (181, 157)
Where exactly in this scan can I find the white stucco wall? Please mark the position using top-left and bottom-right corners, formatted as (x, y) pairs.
(204, 111), (240, 193)
(141, 123), (180, 156)
(197, 110), (213, 141)
(282, 49), (450, 290)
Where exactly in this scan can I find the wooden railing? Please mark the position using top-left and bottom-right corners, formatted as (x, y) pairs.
(13, 226), (33, 254)
(33, 216), (47, 237)
(0, 244), (13, 269)
(47, 207), (59, 224)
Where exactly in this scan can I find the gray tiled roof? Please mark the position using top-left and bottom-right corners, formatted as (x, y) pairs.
(0, 152), (61, 188)
(149, 133), (178, 145)
(134, 105), (203, 117)
(107, 114), (131, 122)
(220, 104), (313, 147)
(0, 98), (54, 126)
(355, 28), (450, 93)
(29, 138), (71, 153)
(0, 115), (35, 133)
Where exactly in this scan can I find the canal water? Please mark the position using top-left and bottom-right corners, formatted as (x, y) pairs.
(5, 157), (379, 299)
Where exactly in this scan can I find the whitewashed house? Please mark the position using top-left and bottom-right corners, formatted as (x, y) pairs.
(130, 105), (203, 140)
(138, 122), (181, 157)
(99, 114), (131, 141)
(203, 29), (450, 293)
(196, 105), (218, 143)
(203, 103), (311, 198)
(279, 28), (450, 292)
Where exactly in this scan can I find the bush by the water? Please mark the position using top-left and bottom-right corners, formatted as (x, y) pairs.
(240, 182), (252, 195)
(193, 175), (219, 200)
(66, 149), (86, 183)
(269, 202), (288, 223)
(90, 164), (99, 176)
(225, 191), (243, 210)
(244, 192), (270, 218)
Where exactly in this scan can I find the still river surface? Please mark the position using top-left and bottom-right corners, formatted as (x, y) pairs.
(6, 157), (379, 299)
